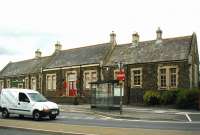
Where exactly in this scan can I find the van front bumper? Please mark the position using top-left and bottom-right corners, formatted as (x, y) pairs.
(40, 109), (59, 117)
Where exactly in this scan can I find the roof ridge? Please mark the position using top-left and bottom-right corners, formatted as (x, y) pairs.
(8, 55), (51, 64)
(117, 35), (192, 46)
(60, 42), (109, 52)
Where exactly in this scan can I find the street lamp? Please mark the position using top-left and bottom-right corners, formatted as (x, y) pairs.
(117, 61), (123, 115)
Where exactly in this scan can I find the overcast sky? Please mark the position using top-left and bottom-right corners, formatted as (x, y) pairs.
(0, 0), (199, 70)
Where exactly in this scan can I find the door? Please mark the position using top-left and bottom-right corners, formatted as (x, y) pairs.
(17, 92), (32, 115)
(66, 73), (77, 96)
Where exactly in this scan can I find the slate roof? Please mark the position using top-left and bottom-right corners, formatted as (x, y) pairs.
(0, 56), (51, 77)
(45, 43), (110, 69)
(106, 35), (192, 66)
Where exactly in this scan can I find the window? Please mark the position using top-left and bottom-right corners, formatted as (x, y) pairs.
(25, 77), (29, 89)
(158, 66), (178, 89)
(84, 70), (97, 89)
(52, 75), (56, 90)
(6, 79), (10, 88)
(160, 69), (167, 88)
(19, 92), (29, 102)
(131, 68), (142, 87)
(170, 68), (177, 87)
(38, 76), (42, 89)
(0, 80), (4, 89)
(31, 77), (36, 90)
(46, 74), (56, 91)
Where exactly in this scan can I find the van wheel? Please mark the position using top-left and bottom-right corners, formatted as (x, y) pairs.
(49, 115), (56, 120)
(33, 111), (41, 121)
(2, 109), (9, 119)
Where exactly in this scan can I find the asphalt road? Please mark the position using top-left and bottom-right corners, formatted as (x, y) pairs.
(1, 112), (200, 131)
(53, 112), (200, 131)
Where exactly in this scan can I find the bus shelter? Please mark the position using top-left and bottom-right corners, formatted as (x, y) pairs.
(90, 80), (122, 110)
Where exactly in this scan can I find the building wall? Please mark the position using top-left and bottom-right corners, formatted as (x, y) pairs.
(101, 61), (190, 104)
(42, 66), (100, 97)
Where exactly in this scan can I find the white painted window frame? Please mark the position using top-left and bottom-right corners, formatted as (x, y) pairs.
(158, 65), (178, 90)
(83, 70), (97, 89)
(46, 74), (56, 91)
(131, 68), (142, 88)
(6, 79), (10, 88)
(25, 77), (29, 89)
(0, 80), (4, 89)
(31, 77), (37, 90)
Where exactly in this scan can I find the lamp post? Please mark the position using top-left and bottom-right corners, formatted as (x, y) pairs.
(117, 61), (123, 115)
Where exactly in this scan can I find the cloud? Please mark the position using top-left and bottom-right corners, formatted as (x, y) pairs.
(0, 46), (18, 55)
(0, 29), (59, 38)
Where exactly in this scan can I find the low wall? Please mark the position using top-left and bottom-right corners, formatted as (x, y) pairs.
(47, 96), (90, 104)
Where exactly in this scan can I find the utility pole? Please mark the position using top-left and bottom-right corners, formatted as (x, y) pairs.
(118, 61), (123, 115)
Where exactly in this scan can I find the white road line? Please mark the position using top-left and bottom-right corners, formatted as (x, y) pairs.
(185, 113), (192, 122)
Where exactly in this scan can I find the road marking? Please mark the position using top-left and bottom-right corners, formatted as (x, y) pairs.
(185, 113), (192, 122)
(93, 114), (112, 120)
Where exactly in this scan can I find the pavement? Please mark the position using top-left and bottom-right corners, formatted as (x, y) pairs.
(59, 104), (200, 122)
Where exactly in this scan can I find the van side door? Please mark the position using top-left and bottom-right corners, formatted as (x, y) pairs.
(18, 92), (32, 115)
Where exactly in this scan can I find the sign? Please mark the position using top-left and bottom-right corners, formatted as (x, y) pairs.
(114, 87), (124, 96)
(117, 70), (125, 81)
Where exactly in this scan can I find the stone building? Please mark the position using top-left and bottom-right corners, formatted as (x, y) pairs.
(0, 28), (199, 104)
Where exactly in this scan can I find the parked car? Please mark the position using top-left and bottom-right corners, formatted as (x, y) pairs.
(0, 88), (59, 120)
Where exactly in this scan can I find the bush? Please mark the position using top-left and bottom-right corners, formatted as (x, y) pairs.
(143, 90), (161, 105)
(160, 91), (177, 105)
(176, 89), (200, 109)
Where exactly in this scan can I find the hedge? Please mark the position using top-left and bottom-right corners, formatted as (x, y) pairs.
(143, 90), (161, 105)
(176, 89), (200, 109)
(143, 89), (200, 109)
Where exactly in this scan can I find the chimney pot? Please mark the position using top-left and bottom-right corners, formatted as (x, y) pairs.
(55, 41), (62, 52)
(132, 32), (139, 46)
(35, 49), (42, 58)
(110, 31), (116, 44)
(156, 27), (162, 40)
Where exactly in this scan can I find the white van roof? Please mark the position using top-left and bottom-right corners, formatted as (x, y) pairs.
(2, 88), (39, 93)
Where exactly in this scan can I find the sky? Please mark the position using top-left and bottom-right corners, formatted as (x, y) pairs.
(0, 0), (199, 70)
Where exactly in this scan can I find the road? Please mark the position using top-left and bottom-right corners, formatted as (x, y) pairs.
(54, 112), (200, 131)
(1, 112), (200, 131)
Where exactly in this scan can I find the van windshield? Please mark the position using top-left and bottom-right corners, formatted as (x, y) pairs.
(28, 93), (47, 102)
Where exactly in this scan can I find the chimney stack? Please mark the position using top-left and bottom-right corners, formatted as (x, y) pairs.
(110, 31), (117, 49)
(156, 27), (162, 43)
(35, 49), (42, 58)
(55, 41), (62, 52)
(132, 32), (139, 46)
(110, 31), (116, 44)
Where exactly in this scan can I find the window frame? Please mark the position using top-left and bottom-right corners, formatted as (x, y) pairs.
(31, 77), (36, 90)
(0, 80), (4, 89)
(46, 74), (56, 91)
(131, 68), (142, 88)
(6, 79), (10, 88)
(25, 77), (29, 89)
(158, 65), (178, 90)
(83, 70), (97, 89)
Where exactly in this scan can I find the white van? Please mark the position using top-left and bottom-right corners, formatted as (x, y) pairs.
(0, 88), (59, 120)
